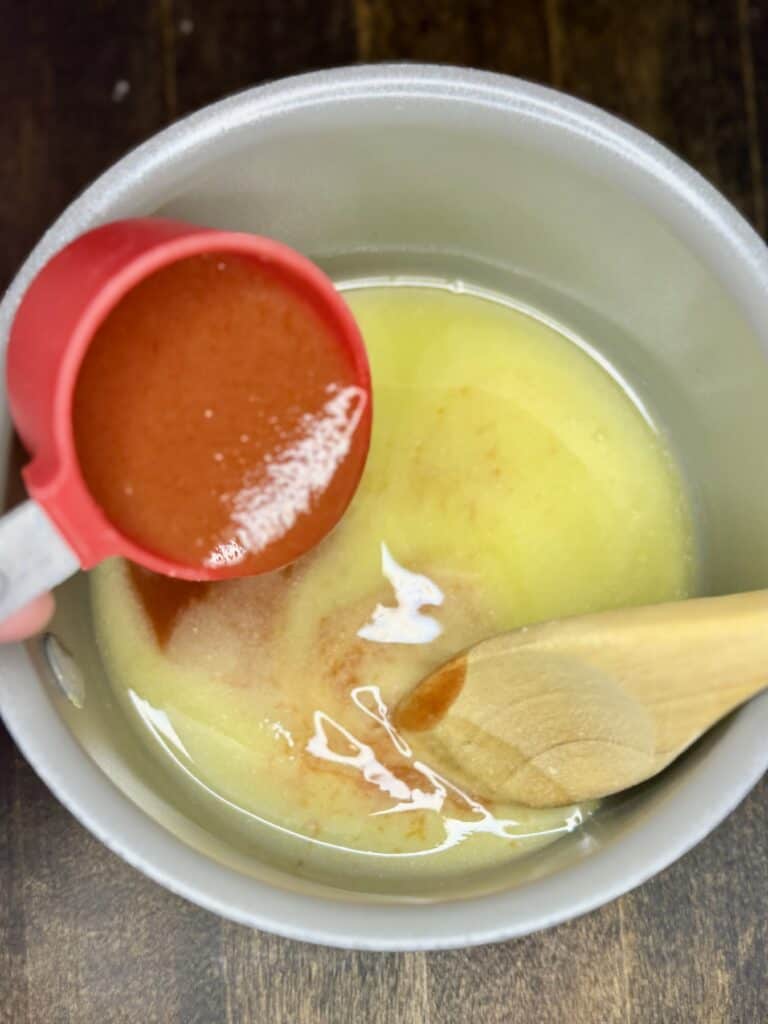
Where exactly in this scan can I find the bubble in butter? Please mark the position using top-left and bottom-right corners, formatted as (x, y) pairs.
(91, 283), (694, 893)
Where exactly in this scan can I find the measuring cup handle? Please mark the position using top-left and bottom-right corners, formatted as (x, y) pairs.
(0, 500), (80, 623)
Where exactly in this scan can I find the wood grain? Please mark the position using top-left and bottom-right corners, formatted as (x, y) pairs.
(0, 1), (168, 293)
(552, 0), (763, 230)
(172, 0), (357, 117)
(397, 592), (768, 807)
(1, 1), (767, 1022)
(355, 0), (551, 81)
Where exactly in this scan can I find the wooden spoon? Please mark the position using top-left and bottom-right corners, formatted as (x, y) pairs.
(393, 591), (768, 808)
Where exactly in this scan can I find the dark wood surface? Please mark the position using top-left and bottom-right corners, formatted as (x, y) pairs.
(1, 2), (767, 1021)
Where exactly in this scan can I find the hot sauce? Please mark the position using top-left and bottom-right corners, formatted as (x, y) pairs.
(72, 252), (369, 579)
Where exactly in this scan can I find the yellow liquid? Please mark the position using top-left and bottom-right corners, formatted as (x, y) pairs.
(92, 285), (694, 889)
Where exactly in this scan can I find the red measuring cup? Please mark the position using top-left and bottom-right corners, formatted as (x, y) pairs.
(1, 218), (371, 621)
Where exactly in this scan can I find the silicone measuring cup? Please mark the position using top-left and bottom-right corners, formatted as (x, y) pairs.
(1, 218), (371, 622)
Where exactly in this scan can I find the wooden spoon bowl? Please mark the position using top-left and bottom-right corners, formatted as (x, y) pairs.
(394, 591), (768, 807)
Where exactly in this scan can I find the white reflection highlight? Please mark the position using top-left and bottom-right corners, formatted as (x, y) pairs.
(129, 688), (585, 860)
(206, 384), (367, 567)
(128, 692), (191, 760)
(357, 543), (444, 644)
(306, 684), (587, 855)
(270, 720), (295, 749)
(307, 711), (412, 801)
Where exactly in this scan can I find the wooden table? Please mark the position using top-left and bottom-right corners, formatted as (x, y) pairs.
(1, 3), (766, 1021)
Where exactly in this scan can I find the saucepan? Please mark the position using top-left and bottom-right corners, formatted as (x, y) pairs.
(1, 65), (767, 950)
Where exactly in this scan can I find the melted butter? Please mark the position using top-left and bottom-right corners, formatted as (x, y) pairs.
(91, 283), (695, 887)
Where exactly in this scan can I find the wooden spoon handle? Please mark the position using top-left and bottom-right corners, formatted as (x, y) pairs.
(507, 590), (768, 755)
